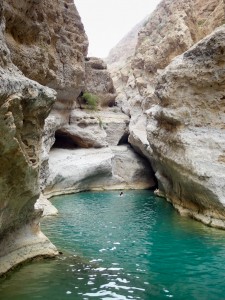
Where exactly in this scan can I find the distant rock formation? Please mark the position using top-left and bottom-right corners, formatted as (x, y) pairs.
(42, 53), (156, 198)
(84, 57), (116, 107)
(106, 17), (148, 66)
(108, 0), (225, 228)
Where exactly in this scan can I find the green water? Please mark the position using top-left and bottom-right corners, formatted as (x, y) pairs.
(1, 190), (225, 300)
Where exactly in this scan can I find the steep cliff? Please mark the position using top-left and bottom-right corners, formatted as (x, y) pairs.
(108, 0), (225, 227)
(106, 17), (147, 66)
(0, 1), (57, 275)
(148, 26), (225, 228)
(4, 0), (88, 108)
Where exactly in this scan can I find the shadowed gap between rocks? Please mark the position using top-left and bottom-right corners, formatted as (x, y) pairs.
(52, 130), (80, 149)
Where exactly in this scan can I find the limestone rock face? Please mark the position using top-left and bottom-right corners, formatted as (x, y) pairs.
(109, 0), (224, 146)
(108, 0), (225, 227)
(4, 0), (88, 104)
(35, 194), (58, 217)
(84, 57), (116, 108)
(0, 1), (58, 275)
(148, 26), (225, 228)
(44, 146), (155, 198)
(3, 0), (89, 144)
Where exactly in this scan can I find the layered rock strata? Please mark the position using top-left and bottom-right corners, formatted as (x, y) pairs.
(0, 1), (58, 275)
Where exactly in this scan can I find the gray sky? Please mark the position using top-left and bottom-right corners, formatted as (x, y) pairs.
(74, 0), (161, 58)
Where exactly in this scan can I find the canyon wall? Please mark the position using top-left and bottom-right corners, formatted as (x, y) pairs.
(148, 26), (225, 227)
(0, 0), (90, 275)
(0, 0), (156, 276)
(108, 0), (225, 228)
(44, 57), (155, 197)
(0, 0), (58, 275)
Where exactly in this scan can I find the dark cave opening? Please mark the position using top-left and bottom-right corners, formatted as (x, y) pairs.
(118, 132), (129, 145)
(52, 130), (79, 149)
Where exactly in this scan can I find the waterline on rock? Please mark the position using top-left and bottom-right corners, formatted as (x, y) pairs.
(1, 190), (225, 299)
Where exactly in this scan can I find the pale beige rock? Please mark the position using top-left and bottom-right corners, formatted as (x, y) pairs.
(35, 194), (58, 217)
(147, 26), (225, 228)
(109, 0), (225, 156)
(0, 1), (58, 275)
(40, 115), (58, 189)
(3, 0), (89, 144)
(52, 108), (130, 149)
(83, 57), (116, 108)
(44, 146), (155, 198)
(108, 0), (225, 228)
(0, 219), (58, 276)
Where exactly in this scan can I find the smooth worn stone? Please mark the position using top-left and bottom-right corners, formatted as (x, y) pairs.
(44, 145), (155, 198)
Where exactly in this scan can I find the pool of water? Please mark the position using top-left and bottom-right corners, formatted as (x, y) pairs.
(1, 190), (225, 300)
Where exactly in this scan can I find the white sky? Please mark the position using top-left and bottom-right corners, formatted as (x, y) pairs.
(74, 0), (161, 58)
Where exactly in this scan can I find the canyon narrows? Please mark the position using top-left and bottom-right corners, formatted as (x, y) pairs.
(1, 0), (225, 276)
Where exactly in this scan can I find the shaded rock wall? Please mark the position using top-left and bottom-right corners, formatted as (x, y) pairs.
(84, 57), (116, 108)
(0, 1), (57, 275)
(4, 0), (88, 103)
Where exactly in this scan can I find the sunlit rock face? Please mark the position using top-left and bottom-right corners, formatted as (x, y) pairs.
(148, 26), (225, 228)
(108, 0), (225, 227)
(0, 1), (57, 275)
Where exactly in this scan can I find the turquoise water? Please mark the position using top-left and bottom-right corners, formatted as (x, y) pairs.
(1, 190), (225, 299)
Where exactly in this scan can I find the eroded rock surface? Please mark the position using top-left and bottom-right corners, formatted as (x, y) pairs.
(4, 0), (88, 103)
(54, 108), (129, 149)
(84, 57), (116, 108)
(108, 0), (225, 227)
(148, 26), (225, 228)
(0, 1), (58, 275)
(44, 146), (155, 198)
